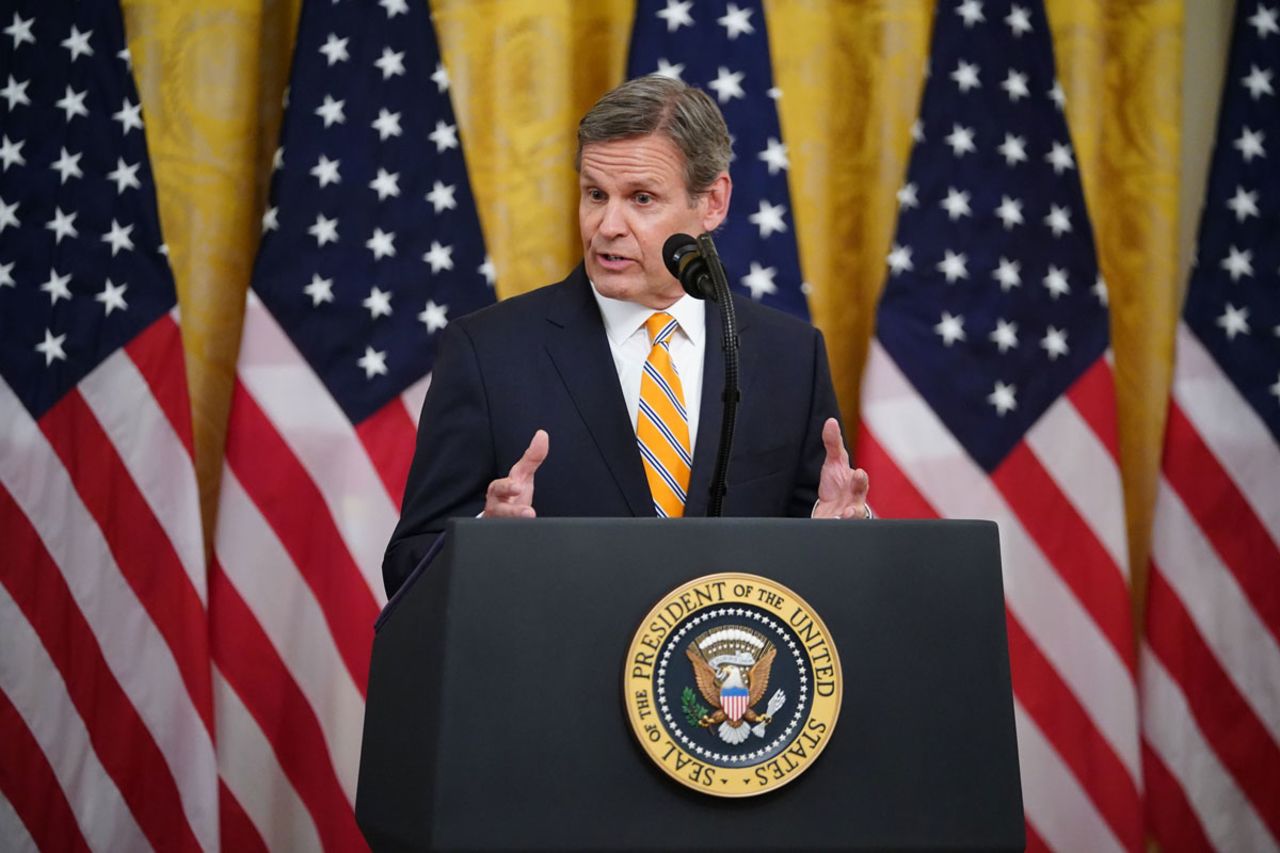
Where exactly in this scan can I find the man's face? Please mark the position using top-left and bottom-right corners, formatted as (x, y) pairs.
(579, 134), (730, 309)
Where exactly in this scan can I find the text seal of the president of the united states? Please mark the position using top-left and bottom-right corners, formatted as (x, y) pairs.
(624, 573), (842, 797)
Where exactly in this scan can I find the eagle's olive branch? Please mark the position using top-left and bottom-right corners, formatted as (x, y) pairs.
(681, 686), (709, 728)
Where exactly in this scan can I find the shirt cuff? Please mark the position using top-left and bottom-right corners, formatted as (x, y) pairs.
(810, 501), (875, 519)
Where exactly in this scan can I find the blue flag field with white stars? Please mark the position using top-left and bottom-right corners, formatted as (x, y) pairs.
(0, 0), (174, 420)
(627, 0), (810, 320)
(877, 0), (1110, 472)
(1183, 2), (1280, 438)
(252, 0), (494, 426)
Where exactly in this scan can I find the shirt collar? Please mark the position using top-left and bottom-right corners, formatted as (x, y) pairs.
(589, 280), (706, 348)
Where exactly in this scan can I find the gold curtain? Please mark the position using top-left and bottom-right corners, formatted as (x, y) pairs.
(121, 0), (1181, 627)
(119, 0), (303, 543)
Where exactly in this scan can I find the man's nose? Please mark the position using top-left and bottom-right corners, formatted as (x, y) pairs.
(598, 200), (628, 237)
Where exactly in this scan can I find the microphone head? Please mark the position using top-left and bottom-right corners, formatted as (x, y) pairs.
(663, 233), (712, 299)
(663, 233), (698, 277)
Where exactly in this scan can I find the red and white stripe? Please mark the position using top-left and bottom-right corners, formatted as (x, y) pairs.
(722, 692), (748, 722)
(857, 339), (1142, 852)
(211, 293), (425, 849)
(1142, 324), (1280, 851)
(0, 313), (219, 852)
(0, 789), (40, 853)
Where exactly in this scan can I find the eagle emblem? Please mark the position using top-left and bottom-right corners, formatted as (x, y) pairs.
(686, 626), (787, 744)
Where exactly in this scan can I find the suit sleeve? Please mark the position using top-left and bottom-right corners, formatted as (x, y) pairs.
(382, 320), (495, 597)
(786, 327), (843, 518)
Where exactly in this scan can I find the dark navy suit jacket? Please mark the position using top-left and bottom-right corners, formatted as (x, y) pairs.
(382, 266), (843, 596)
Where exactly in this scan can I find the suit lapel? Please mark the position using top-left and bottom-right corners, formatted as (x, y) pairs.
(543, 269), (654, 517)
(686, 297), (755, 517)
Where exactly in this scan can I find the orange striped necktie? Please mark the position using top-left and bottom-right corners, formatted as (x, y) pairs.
(637, 312), (692, 518)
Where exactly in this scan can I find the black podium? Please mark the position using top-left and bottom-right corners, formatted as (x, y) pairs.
(356, 518), (1023, 851)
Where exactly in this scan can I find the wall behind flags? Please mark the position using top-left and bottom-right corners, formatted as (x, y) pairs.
(121, 0), (1208, 630)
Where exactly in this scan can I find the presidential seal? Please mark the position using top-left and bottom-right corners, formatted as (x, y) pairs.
(623, 573), (842, 797)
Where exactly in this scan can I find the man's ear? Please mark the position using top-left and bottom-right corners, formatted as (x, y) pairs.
(700, 172), (732, 231)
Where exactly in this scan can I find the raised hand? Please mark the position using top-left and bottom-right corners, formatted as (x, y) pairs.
(812, 418), (871, 520)
(482, 430), (549, 518)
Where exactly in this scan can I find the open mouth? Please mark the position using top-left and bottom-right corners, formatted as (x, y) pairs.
(596, 251), (634, 271)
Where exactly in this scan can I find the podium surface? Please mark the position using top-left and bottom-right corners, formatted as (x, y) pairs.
(357, 518), (1022, 851)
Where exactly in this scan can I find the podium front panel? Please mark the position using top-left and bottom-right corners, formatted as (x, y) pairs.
(357, 518), (1022, 851)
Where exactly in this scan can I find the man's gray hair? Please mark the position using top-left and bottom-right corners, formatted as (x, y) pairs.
(576, 74), (732, 197)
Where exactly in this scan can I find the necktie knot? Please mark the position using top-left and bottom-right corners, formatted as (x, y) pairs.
(646, 312), (678, 348)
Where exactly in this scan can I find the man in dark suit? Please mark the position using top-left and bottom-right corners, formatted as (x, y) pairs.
(383, 75), (870, 597)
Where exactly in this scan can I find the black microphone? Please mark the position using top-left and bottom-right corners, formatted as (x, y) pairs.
(663, 233), (714, 299)
(661, 231), (740, 518)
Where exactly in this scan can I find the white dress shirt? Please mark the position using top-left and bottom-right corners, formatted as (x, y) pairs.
(589, 283), (871, 519)
(590, 282), (706, 457)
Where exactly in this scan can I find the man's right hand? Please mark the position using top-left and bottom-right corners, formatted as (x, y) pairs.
(482, 430), (549, 518)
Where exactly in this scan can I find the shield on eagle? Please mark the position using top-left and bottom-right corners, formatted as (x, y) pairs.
(721, 685), (749, 722)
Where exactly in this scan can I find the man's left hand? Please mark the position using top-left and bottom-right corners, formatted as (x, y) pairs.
(812, 418), (871, 519)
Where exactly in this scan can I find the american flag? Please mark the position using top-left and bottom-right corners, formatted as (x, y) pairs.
(1141, 2), (1280, 849)
(627, 0), (809, 319)
(0, 1), (218, 850)
(210, 0), (493, 847)
(855, 2), (1141, 849)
